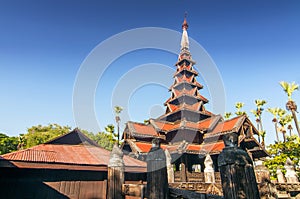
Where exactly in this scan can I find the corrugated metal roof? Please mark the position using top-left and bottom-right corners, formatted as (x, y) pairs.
(2, 144), (146, 168)
(1, 128), (146, 171)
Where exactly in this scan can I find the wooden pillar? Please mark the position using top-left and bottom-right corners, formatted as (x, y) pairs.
(180, 155), (187, 182)
(146, 139), (169, 199)
(180, 163), (187, 182)
(218, 133), (260, 199)
(108, 144), (125, 199)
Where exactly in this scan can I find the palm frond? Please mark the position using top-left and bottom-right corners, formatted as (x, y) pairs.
(235, 102), (244, 109)
(280, 81), (299, 100)
(224, 112), (232, 119)
(114, 106), (123, 115)
(255, 99), (267, 107)
(251, 110), (259, 118)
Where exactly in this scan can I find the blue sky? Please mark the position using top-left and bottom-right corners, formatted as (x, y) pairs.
(0, 0), (300, 145)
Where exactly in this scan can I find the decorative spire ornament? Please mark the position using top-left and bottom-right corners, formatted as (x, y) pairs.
(181, 13), (189, 51)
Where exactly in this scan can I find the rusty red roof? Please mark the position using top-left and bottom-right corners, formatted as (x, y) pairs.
(1, 144), (146, 172)
(1, 129), (146, 172)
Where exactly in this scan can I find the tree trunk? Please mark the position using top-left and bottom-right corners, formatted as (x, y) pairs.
(256, 122), (261, 143)
(283, 131), (286, 143)
(291, 109), (300, 137)
(259, 115), (264, 131)
(274, 122), (279, 142)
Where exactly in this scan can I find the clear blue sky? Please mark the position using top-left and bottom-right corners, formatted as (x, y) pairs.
(0, 0), (300, 145)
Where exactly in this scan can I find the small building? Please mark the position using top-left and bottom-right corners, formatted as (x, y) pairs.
(0, 128), (146, 198)
(121, 17), (268, 183)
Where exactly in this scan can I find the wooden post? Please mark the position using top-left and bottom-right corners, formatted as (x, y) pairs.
(180, 155), (187, 182)
(180, 163), (187, 182)
(218, 133), (260, 199)
(108, 144), (125, 199)
(146, 139), (169, 199)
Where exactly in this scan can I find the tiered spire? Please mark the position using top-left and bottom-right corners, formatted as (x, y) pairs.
(159, 16), (211, 123)
(181, 15), (189, 51)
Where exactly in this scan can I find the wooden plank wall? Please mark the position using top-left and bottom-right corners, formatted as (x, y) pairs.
(45, 180), (107, 199)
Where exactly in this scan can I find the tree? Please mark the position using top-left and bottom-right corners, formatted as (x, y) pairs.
(114, 105), (123, 145)
(0, 133), (19, 155)
(278, 114), (293, 142)
(259, 130), (266, 146)
(280, 81), (300, 137)
(224, 112), (232, 119)
(267, 107), (280, 142)
(251, 99), (267, 144)
(264, 135), (300, 180)
(92, 131), (116, 151)
(24, 124), (71, 148)
(235, 102), (246, 116)
(254, 99), (267, 130)
(144, 119), (150, 125)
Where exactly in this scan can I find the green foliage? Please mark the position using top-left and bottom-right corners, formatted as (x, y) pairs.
(144, 119), (150, 125)
(114, 106), (123, 115)
(277, 108), (286, 118)
(0, 133), (19, 155)
(235, 102), (246, 116)
(280, 81), (299, 101)
(267, 107), (280, 119)
(255, 99), (267, 108)
(24, 124), (71, 148)
(279, 114), (293, 127)
(224, 112), (232, 119)
(264, 135), (300, 180)
(81, 124), (117, 151)
(251, 99), (267, 118)
(92, 131), (116, 151)
(251, 109), (260, 119)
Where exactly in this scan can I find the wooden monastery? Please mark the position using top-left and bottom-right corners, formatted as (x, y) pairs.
(121, 17), (268, 182)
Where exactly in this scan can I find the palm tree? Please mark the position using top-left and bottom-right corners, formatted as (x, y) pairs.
(259, 130), (266, 146)
(278, 113), (293, 142)
(287, 120), (293, 136)
(254, 99), (267, 131)
(235, 102), (246, 116)
(277, 108), (286, 142)
(280, 81), (300, 137)
(251, 109), (261, 143)
(267, 107), (280, 142)
(224, 112), (232, 119)
(251, 100), (267, 144)
(114, 106), (123, 145)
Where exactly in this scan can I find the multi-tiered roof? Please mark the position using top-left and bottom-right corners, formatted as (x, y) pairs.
(121, 17), (267, 161)
(159, 17), (211, 123)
